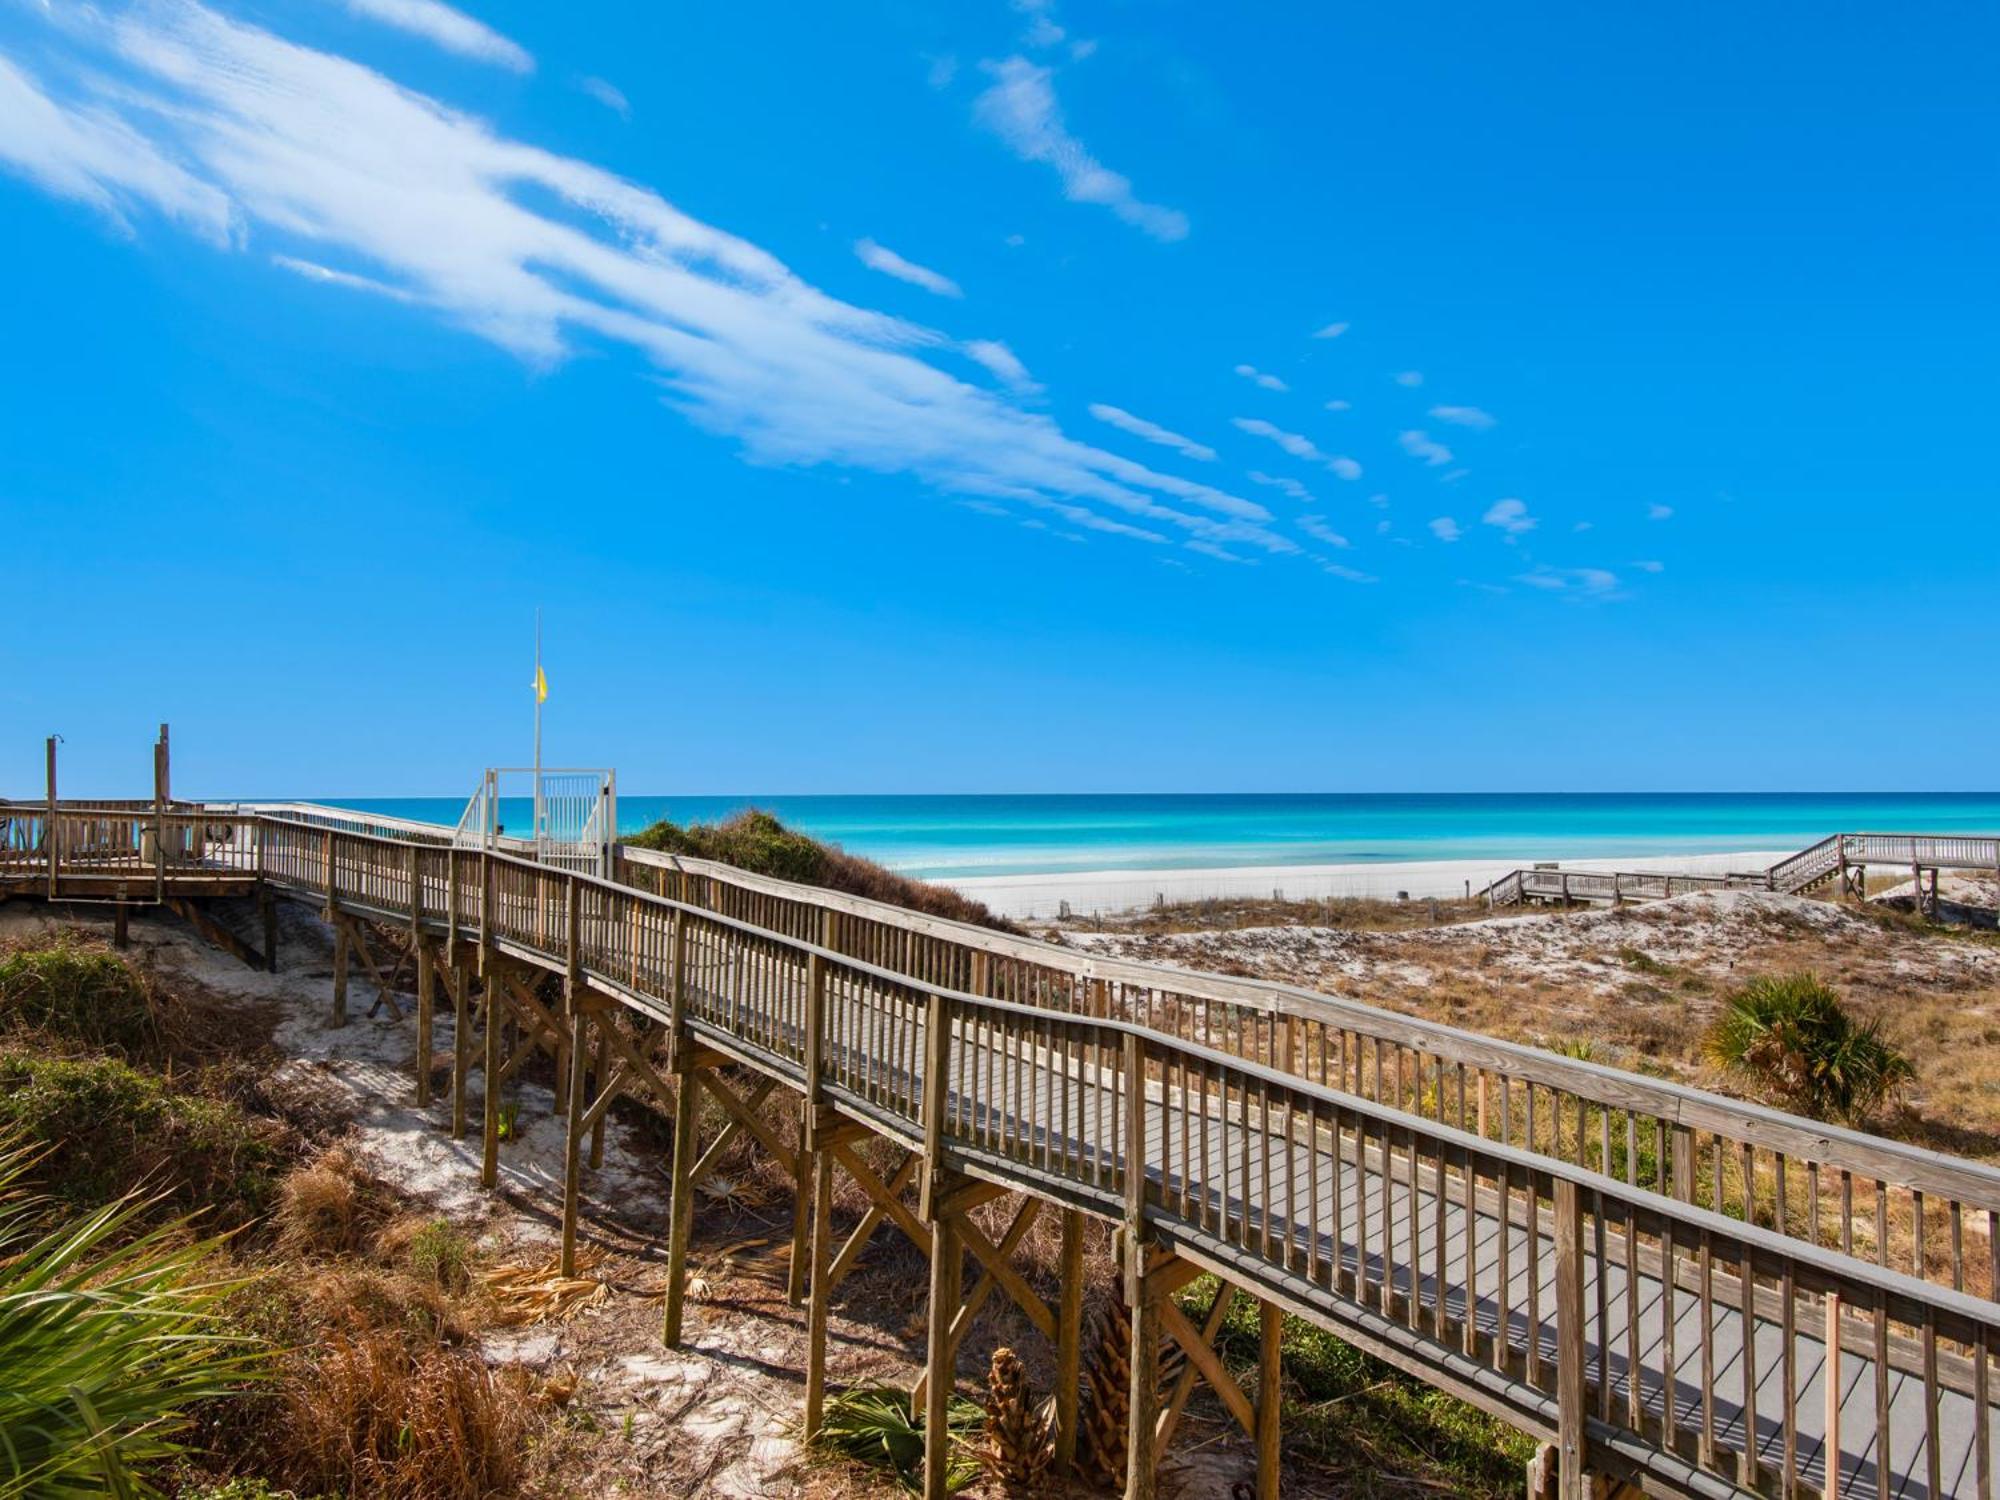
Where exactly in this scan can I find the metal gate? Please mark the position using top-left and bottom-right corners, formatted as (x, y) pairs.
(454, 767), (618, 876)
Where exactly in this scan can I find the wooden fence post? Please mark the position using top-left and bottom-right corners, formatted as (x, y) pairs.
(560, 876), (588, 1276)
(1256, 1297), (1284, 1500)
(1554, 1178), (1586, 1500)
(662, 909), (696, 1347)
(1053, 1208), (1084, 1472)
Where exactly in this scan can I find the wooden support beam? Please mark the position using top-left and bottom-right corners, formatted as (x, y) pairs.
(414, 935), (434, 1107)
(788, 1102), (813, 1306)
(827, 1151), (920, 1290)
(913, 1196), (1044, 1409)
(954, 1210), (1054, 1340)
(1156, 1295), (1255, 1437)
(332, 918), (350, 1027)
(559, 984), (591, 1277)
(481, 979), (501, 1189)
(804, 1128), (836, 1439)
(1255, 1298), (1283, 1500)
(448, 948), (469, 1139)
(1054, 1208), (1084, 1472)
(662, 1059), (700, 1347)
(922, 1186), (964, 1500)
(113, 900), (129, 950)
(697, 1069), (797, 1178)
(831, 1142), (930, 1256)
(1157, 1281), (1236, 1451)
(688, 1077), (779, 1187)
(1126, 1239), (1160, 1500)
(258, 883), (277, 971)
(165, 897), (265, 970)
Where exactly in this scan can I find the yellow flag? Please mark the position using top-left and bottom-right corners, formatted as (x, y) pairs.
(534, 664), (548, 703)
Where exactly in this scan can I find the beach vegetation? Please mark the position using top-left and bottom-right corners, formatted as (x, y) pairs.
(628, 808), (1021, 933)
(808, 1382), (981, 1493)
(0, 1136), (264, 1498)
(0, 932), (162, 1054)
(1176, 1274), (1535, 1496)
(1705, 973), (1914, 1124)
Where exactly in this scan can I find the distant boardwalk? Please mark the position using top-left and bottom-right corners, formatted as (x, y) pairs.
(1482, 832), (2000, 914)
(5, 781), (1998, 1499)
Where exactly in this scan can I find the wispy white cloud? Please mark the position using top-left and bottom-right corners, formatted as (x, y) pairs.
(1428, 517), (1462, 542)
(1440, 468), (1468, 484)
(1429, 404), (1494, 429)
(1233, 362), (1287, 392)
(1323, 398), (1350, 412)
(1318, 560), (1375, 582)
(923, 53), (958, 90)
(0, 54), (234, 243)
(1398, 429), (1452, 467)
(1647, 503), (1675, 520)
(1187, 540), (1253, 564)
(1393, 370), (1423, 387)
(1297, 515), (1349, 548)
(1516, 566), (1621, 599)
(1572, 520), (1594, 533)
(1233, 418), (1360, 479)
(1632, 559), (1664, 573)
(854, 237), (963, 298)
(1247, 470), (1311, 502)
(271, 252), (415, 301)
(341, 0), (533, 73)
(1089, 403), (1215, 461)
(1022, 14), (1066, 47)
(1483, 497), (1535, 535)
(1311, 320), (1348, 340)
(972, 56), (1187, 241)
(1, 1), (1308, 567)
(578, 76), (628, 118)
(1233, 417), (1318, 460)
(964, 339), (1038, 391)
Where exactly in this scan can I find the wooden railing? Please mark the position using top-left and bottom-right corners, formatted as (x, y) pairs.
(613, 843), (2000, 1305)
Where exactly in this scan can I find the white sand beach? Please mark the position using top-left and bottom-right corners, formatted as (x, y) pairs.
(945, 848), (1793, 920)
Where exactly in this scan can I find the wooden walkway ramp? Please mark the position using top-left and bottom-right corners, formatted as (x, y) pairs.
(4, 795), (1998, 1499)
(1481, 834), (2000, 910)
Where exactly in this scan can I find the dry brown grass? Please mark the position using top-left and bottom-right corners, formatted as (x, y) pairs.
(277, 1329), (536, 1500)
(274, 1144), (392, 1258)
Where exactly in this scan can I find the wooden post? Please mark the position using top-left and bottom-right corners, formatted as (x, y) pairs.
(259, 884), (278, 973)
(919, 991), (950, 1222)
(1255, 1298), (1284, 1500)
(1554, 1179), (1586, 1500)
(414, 937), (434, 1106)
(662, 910), (697, 1347)
(1823, 1291), (1842, 1500)
(331, 920), (350, 1027)
(660, 1060), (698, 1346)
(560, 999), (590, 1277)
(1053, 1207), (1085, 1472)
(803, 1136), (835, 1437)
(113, 901), (129, 950)
(787, 1100), (813, 1307)
(1672, 1124), (1695, 1202)
(923, 1202), (963, 1500)
(481, 959), (502, 1189)
(1126, 1236), (1159, 1500)
(450, 949), (470, 1139)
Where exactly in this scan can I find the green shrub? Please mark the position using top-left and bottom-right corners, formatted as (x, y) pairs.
(1705, 973), (1914, 1124)
(0, 937), (158, 1053)
(809, 1383), (981, 1493)
(0, 1052), (282, 1226)
(406, 1219), (472, 1295)
(0, 1138), (265, 1497)
(628, 810), (1020, 933)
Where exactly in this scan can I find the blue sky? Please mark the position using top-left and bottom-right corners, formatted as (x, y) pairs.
(3, 0), (1995, 797)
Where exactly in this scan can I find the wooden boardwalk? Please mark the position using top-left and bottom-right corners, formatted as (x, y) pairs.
(5, 791), (1998, 1499)
(1482, 834), (2000, 909)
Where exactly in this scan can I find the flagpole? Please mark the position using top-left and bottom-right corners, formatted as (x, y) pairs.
(533, 608), (544, 852)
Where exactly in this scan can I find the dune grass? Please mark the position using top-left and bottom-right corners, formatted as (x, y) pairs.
(628, 808), (1020, 932)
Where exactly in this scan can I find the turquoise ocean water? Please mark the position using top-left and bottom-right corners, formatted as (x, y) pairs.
(315, 793), (2000, 881)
